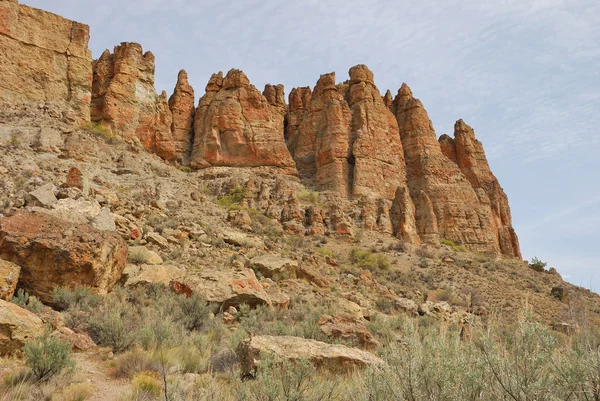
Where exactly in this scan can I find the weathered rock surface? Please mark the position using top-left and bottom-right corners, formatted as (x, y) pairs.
(0, 211), (128, 303)
(238, 335), (384, 374)
(168, 70), (195, 163)
(123, 264), (184, 289)
(190, 69), (296, 173)
(91, 42), (174, 158)
(247, 254), (298, 281)
(392, 84), (500, 253)
(0, 299), (44, 356)
(188, 267), (271, 309)
(318, 314), (380, 350)
(0, 0), (92, 123)
(0, 259), (20, 301)
(443, 120), (521, 258)
(287, 65), (407, 201)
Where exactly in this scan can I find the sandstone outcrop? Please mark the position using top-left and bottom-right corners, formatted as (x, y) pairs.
(238, 335), (384, 374)
(91, 42), (175, 159)
(0, 299), (44, 356)
(190, 69), (296, 174)
(392, 83), (500, 253)
(0, 211), (128, 303)
(287, 65), (407, 201)
(168, 70), (195, 163)
(0, 0), (92, 123)
(443, 120), (521, 258)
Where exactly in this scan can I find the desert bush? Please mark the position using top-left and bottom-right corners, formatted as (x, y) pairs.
(24, 331), (74, 381)
(131, 371), (162, 398)
(174, 293), (211, 332)
(88, 297), (141, 353)
(349, 248), (390, 270)
(12, 289), (43, 315)
(81, 121), (118, 143)
(297, 189), (319, 204)
(52, 286), (101, 312)
(52, 382), (94, 401)
(127, 248), (151, 265)
(112, 349), (160, 379)
(216, 186), (246, 209)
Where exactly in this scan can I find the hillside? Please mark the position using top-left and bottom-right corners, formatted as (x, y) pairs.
(0, 1), (599, 400)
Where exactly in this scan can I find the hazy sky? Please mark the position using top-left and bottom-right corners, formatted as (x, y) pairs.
(27, 0), (600, 289)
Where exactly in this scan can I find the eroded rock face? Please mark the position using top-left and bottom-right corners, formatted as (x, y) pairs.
(91, 42), (174, 158)
(238, 335), (384, 374)
(190, 69), (296, 174)
(0, 211), (128, 304)
(0, 0), (92, 123)
(0, 300), (44, 356)
(0, 259), (20, 301)
(392, 84), (499, 253)
(287, 65), (407, 201)
(445, 120), (521, 258)
(168, 70), (195, 163)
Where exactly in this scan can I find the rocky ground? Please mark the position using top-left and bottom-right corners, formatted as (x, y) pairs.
(0, 106), (599, 400)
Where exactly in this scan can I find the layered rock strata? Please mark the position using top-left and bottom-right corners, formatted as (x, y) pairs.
(0, 0), (92, 123)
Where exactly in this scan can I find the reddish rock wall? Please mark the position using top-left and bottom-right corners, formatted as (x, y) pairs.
(287, 65), (407, 201)
(0, 0), (92, 123)
(190, 69), (296, 174)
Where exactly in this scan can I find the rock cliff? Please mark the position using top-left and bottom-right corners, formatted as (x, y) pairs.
(190, 69), (296, 174)
(0, 2), (521, 258)
(0, 0), (92, 123)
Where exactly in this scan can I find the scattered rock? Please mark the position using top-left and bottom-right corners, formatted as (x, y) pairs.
(128, 246), (163, 265)
(551, 286), (566, 301)
(52, 327), (96, 351)
(124, 264), (185, 289)
(146, 232), (170, 249)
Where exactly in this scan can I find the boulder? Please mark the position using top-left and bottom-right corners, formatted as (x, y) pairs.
(238, 335), (384, 374)
(318, 314), (380, 350)
(189, 267), (271, 309)
(0, 211), (127, 304)
(0, 259), (20, 301)
(222, 230), (264, 248)
(0, 300), (45, 356)
(52, 327), (96, 351)
(26, 183), (58, 208)
(247, 255), (298, 281)
(43, 198), (116, 231)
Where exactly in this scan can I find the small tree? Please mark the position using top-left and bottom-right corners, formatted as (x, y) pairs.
(24, 331), (74, 381)
(529, 257), (548, 272)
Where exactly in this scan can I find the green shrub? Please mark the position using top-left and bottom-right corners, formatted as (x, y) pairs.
(349, 248), (390, 270)
(112, 349), (160, 379)
(24, 331), (74, 381)
(216, 186), (246, 209)
(529, 257), (548, 272)
(81, 121), (118, 143)
(298, 189), (319, 204)
(12, 289), (43, 314)
(174, 293), (211, 332)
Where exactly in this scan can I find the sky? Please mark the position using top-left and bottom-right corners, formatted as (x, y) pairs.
(26, 0), (600, 290)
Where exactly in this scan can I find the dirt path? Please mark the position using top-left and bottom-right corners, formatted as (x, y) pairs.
(74, 352), (131, 401)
